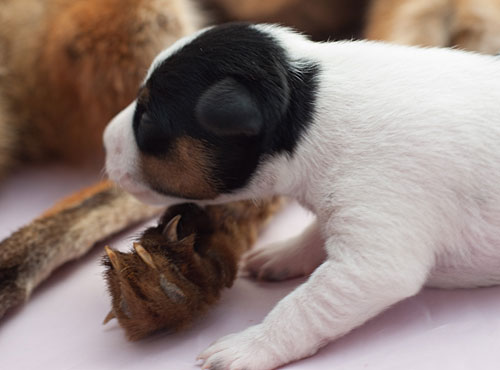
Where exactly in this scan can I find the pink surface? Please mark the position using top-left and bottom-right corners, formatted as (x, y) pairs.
(1, 165), (499, 370)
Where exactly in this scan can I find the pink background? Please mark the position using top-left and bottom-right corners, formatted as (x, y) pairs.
(1, 165), (499, 369)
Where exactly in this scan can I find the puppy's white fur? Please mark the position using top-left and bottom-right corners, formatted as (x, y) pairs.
(105, 25), (500, 369)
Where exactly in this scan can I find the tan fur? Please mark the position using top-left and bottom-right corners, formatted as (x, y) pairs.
(140, 137), (219, 199)
(452, 0), (500, 53)
(365, 0), (500, 53)
(364, 0), (452, 46)
(103, 198), (283, 340)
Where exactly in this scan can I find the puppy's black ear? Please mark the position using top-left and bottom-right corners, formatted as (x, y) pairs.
(195, 77), (263, 136)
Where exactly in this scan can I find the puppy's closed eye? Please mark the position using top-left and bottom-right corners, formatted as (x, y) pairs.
(135, 112), (169, 154)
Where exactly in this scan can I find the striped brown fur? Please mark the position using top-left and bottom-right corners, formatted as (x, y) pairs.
(0, 181), (161, 318)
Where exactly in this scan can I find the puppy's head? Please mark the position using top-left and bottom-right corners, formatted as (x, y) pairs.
(104, 23), (318, 205)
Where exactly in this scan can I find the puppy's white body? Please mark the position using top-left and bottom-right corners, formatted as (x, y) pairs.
(252, 34), (500, 289)
(105, 26), (500, 369)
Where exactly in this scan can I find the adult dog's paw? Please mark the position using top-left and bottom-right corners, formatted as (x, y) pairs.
(197, 325), (284, 370)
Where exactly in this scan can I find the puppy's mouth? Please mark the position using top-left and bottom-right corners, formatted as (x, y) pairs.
(127, 188), (166, 205)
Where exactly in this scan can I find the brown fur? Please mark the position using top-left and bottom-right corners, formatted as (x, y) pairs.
(103, 198), (283, 340)
(0, 105), (15, 180)
(207, 0), (369, 41)
(0, 0), (289, 325)
(5, 0), (500, 338)
(365, 0), (500, 53)
(452, 0), (500, 53)
(364, 0), (451, 46)
(0, 0), (201, 168)
(40, 180), (114, 218)
(0, 0), (370, 179)
(140, 137), (219, 200)
(0, 182), (161, 318)
(0, 0), (203, 316)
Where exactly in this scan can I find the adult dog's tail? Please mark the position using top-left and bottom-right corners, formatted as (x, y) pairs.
(0, 181), (161, 319)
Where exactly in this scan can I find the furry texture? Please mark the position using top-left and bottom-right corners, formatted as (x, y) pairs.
(102, 198), (282, 340)
(3, 0), (500, 367)
(0, 0), (369, 179)
(0, 0), (203, 315)
(105, 24), (500, 369)
(365, 0), (500, 53)
(0, 1), (287, 329)
(0, 182), (161, 319)
(104, 23), (319, 204)
(0, 0), (202, 168)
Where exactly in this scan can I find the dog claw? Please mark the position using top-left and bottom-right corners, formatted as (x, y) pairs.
(102, 310), (115, 325)
(133, 243), (156, 269)
(104, 246), (121, 270)
(162, 215), (181, 242)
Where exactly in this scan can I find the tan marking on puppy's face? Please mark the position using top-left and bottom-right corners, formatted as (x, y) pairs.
(140, 137), (219, 200)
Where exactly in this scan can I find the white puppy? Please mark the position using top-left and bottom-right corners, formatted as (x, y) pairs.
(104, 23), (500, 370)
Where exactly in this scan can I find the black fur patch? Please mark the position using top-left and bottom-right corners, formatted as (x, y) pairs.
(134, 23), (319, 195)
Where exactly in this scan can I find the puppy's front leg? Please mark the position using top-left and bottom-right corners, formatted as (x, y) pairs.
(199, 223), (433, 370)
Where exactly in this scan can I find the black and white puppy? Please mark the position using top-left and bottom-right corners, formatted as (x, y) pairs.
(104, 23), (500, 370)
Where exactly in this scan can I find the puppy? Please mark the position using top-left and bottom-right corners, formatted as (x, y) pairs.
(104, 23), (500, 370)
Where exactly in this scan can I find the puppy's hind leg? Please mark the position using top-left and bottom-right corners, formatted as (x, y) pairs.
(198, 211), (434, 370)
(243, 220), (326, 281)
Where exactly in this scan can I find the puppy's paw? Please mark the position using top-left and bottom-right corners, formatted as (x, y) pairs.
(197, 325), (283, 370)
(243, 237), (322, 281)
